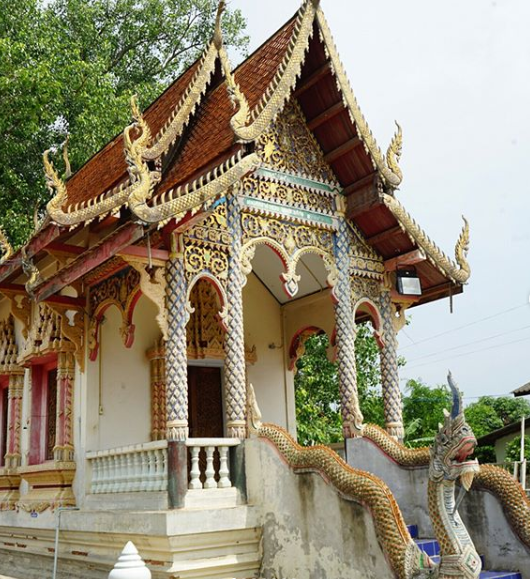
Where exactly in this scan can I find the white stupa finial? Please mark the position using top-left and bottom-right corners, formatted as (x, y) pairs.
(108, 541), (151, 579)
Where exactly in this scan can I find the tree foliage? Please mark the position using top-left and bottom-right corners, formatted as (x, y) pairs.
(402, 379), (451, 448)
(0, 0), (248, 245)
(295, 324), (384, 446)
(505, 435), (530, 462)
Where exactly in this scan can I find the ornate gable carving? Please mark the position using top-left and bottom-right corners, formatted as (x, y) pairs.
(256, 99), (337, 183)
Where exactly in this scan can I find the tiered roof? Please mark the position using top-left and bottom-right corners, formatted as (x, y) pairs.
(0, 0), (470, 307)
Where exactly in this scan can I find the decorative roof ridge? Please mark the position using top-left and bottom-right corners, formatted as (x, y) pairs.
(0, 225), (13, 265)
(143, 40), (219, 163)
(217, 0), (404, 190)
(132, 149), (261, 226)
(222, 0), (316, 143)
(314, 7), (403, 189)
(382, 193), (471, 285)
(45, 97), (160, 229)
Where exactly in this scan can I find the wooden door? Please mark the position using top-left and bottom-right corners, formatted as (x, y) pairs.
(187, 366), (224, 438)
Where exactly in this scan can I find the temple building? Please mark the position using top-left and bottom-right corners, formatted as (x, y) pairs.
(6, 2), (525, 579)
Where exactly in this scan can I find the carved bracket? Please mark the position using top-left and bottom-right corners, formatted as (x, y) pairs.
(47, 304), (85, 372)
(122, 257), (168, 341)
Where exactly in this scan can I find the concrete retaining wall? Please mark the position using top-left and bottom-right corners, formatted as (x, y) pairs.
(245, 438), (395, 579)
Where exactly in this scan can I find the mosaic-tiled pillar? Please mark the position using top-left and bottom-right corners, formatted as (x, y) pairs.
(380, 290), (404, 441)
(224, 190), (247, 438)
(4, 371), (24, 469)
(54, 351), (75, 462)
(165, 237), (189, 441)
(147, 340), (167, 441)
(334, 216), (364, 438)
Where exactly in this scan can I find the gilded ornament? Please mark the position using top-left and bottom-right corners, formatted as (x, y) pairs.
(20, 248), (41, 298)
(123, 259), (168, 341)
(363, 421), (530, 554)
(382, 193), (471, 284)
(0, 226), (13, 264)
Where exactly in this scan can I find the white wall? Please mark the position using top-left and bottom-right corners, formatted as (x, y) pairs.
(243, 274), (291, 430)
(90, 296), (160, 451)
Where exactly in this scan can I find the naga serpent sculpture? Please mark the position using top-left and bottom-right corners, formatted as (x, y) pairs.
(362, 380), (530, 571)
(428, 373), (481, 578)
(248, 385), (435, 579)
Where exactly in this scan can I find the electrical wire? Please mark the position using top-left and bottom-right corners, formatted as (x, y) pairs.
(404, 334), (530, 370)
(405, 324), (530, 364)
(400, 303), (529, 351)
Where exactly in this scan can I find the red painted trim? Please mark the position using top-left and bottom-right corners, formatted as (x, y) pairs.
(0, 225), (64, 283)
(46, 242), (85, 256)
(119, 245), (169, 261)
(29, 361), (58, 465)
(44, 295), (86, 308)
(34, 222), (145, 302)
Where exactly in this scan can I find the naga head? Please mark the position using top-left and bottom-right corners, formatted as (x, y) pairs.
(429, 372), (479, 490)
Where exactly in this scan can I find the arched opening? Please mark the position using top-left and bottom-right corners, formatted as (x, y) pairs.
(243, 242), (337, 433)
(293, 331), (341, 446)
(186, 277), (226, 439)
(353, 299), (385, 428)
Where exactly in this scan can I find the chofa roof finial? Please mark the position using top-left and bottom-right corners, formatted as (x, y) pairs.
(213, 1), (226, 50)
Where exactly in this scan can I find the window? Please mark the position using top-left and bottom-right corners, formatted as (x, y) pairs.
(29, 362), (58, 465)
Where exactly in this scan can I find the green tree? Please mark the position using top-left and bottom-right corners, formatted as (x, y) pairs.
(402, 379), (452, 448)
(0, 0), (248, 245)
(505, 435), (530, 462)
(466, 396), (530, 463)
(294, 324), (384, 446)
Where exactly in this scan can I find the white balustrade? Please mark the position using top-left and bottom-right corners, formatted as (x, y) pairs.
(185, 438), (240, 490)
(87, 441), (168, 494)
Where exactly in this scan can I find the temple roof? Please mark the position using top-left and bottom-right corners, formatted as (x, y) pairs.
(0, 0), (470, 308)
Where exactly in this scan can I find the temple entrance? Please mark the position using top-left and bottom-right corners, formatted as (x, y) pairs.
(187, 366), (224, 438)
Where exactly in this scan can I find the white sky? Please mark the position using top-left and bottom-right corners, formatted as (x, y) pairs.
(229, 0), (530, 402)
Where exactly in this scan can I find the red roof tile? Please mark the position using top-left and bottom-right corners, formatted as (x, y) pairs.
(65, 60), (201, 208)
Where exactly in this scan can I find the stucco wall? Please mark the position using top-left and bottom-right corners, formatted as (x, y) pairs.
(86, 296), (160, 452)
(244, 274), (293, 431)
(246, 438), (395, 579)
(347, 437), (530, 577)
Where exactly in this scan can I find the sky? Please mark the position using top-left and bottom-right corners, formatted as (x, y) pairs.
(229, 0), (530, 402)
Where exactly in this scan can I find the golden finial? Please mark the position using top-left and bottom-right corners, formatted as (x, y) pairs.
(386, 121), (403, 186)
(455, 216), (470, 274)
(213, 1), (226, 50)
(62, 136), (72, 179)
(0, 225), (13, 264)
(44, 148), (69, 220)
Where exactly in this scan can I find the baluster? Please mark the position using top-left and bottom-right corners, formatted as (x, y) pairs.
(147, 450), (157, 491)
(204, 446), (216, 489)
(139, 450), (149, 491)
(218, 446), (231, 489)
(125, 452), (134, 493)
(117, 454), (124, 492)
(117, 454), (127, 492)
(153, 449), (164, 491)
(161, 448), (168, 491)
(109, 455), (119, 493)
(94, 457), (102, 493)
(131, 450), (142, 492)
(100, 455), (108, 493)
(189, 446), (202, 489)
(90, 458), (97, 493)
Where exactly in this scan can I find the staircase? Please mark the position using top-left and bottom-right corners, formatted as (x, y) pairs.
(407, 525), (522, 579)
